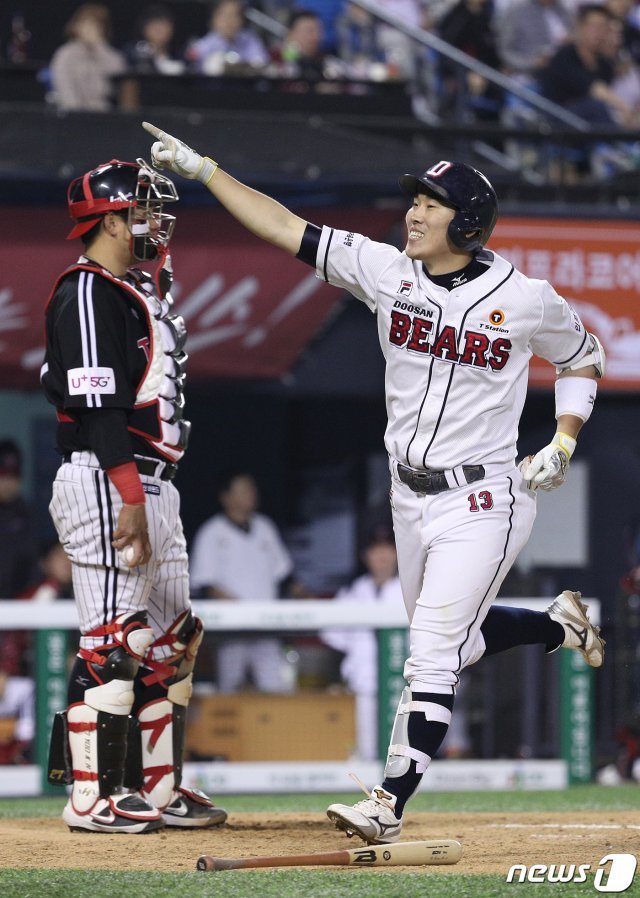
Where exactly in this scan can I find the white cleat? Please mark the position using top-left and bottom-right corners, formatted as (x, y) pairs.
(327, 785), (403, 845)
(547, 590), (605, 668)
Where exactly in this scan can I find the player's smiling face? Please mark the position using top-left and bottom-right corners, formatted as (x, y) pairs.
(404, 193), (464, 272)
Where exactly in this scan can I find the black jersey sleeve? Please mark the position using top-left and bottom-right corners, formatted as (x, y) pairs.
(74, 408), (134, 469)
(46, 271), (143, 411)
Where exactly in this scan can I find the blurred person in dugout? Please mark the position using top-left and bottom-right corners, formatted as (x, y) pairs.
(49, 3), (126, 111)
(0, 666), (34, 765)
(0, 545), (67, 768)
(322, 526), (470, 760)
(187, 0), (269, 74)
(0, 541), (74, 688)
(190, 470), (307, 692)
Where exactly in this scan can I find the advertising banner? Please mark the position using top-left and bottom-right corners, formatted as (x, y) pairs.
(1, 210), (638, 389)
(493, 218), (640, 390)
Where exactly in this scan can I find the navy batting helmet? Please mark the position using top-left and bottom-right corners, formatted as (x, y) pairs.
(399, 160), (498, 254)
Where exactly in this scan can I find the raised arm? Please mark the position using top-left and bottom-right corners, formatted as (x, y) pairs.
(142, 122), (308, 256)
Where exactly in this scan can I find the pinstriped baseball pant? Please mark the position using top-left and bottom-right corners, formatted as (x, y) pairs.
(49, 452), (190, 651)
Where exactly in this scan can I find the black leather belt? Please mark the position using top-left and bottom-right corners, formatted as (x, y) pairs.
(62, 455), (177, 482)
(397, 462), (485, 495)
(135, 458), (178, 481)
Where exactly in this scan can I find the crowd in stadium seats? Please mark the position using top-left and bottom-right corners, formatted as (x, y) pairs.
(4, 0), (640, 137)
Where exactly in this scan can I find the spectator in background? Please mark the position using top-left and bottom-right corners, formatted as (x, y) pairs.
(496, 0), (571, 80)
(335, 0), (430, 81)
(50, 3), (126, 111)
(376, 0), (432, 81)
(124, 4), (185, 75)
(438, 0), (504, 122)
(188, 0), (269, 74)
(290, 0), (346, 53)
(602, 12), (640, 125)
(539, 4), (632, 124)
(0, 440), (37, 600)
(604, 0), (640, 65)
(274, 8), (346, 78)
(190, 471), (306, 692)
(321, 527), (403, 760)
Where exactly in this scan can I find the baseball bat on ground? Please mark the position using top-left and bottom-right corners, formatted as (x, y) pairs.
(196, 839), (462, 871)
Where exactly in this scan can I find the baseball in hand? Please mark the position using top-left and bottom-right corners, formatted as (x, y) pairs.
(120, 545), (137, 567)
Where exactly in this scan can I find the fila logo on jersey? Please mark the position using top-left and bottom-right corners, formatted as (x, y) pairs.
(67, 367), (116, 394)
(398, 280), (413, 296)
(389, 312), (512, 370)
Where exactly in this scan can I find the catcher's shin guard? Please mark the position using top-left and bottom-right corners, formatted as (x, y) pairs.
(57, 612), (163, 833)
(128, 610), (227, 827)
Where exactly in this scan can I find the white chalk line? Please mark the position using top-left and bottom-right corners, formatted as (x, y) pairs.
(488, 823), (640, 830)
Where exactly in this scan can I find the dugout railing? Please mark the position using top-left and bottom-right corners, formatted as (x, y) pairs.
(0, 598), (598, 796)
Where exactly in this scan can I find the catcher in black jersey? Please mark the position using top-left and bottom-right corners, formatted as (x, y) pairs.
(42, 158), (227, 833)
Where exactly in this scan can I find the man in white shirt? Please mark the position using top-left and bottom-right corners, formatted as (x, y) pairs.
(190, 471), (295, 692)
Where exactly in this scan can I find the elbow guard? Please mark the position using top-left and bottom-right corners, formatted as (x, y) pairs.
(556, 332), (606, 378)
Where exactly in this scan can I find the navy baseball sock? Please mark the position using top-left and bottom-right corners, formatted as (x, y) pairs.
(382, 691), (454, 817)
(481, 605), (564, 656)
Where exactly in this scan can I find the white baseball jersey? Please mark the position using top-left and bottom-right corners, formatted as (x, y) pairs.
(314, 228), (588, 470)
(190, 513), (292, 600)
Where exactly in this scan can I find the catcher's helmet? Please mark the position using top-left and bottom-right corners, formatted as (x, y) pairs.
(66, 157), (178, 261)
(399, 160), (498, 254)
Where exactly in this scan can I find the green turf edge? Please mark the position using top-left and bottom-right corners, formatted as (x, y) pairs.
(1, 783), (639, 818)
(3, 869), (640, 898)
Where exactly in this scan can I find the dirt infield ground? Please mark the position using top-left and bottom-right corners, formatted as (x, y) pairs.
(0, 811), (638, 874)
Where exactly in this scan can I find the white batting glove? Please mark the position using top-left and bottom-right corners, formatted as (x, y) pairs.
(142, 121), (218, 185)
(518, 432), (577, 491)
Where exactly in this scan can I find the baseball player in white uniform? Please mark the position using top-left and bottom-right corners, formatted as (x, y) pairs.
(142, 123), (606, 843)
(42, 158), (226, 833)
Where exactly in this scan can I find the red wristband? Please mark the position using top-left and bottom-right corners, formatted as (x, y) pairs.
(106, 461), (145, 505)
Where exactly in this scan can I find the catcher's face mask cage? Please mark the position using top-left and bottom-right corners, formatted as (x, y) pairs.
(66, 158), (178, 261)
(399, 161), (498, 254)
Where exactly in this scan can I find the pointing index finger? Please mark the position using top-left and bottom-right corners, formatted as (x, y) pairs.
(142, 121), (165, 140)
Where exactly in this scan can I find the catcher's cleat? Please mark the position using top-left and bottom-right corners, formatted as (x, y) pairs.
(327, 785), (403, 845)
(161, 786), (228, 828)
(63, 793), (164, 834)
(547, 590), (605, 668)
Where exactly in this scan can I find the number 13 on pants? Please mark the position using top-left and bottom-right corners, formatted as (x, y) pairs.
(391, 469), (537, 691)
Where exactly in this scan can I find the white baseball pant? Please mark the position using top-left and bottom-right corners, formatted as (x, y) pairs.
(389, 462), (537, 692)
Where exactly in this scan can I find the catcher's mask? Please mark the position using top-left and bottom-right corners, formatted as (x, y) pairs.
(66, 158), (178, 261)
(399, 160), (498, 254)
